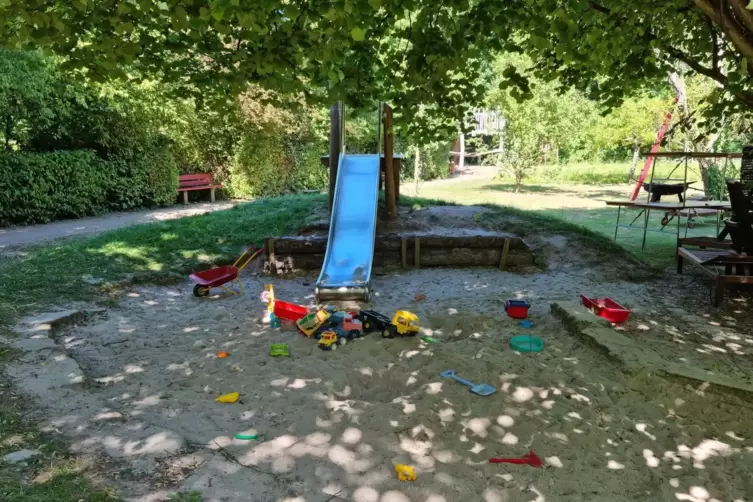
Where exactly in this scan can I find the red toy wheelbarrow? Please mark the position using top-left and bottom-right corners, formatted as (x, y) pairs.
(189, 245), (263, 297)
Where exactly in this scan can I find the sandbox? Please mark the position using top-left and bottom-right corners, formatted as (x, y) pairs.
(10, 261), (753, 501)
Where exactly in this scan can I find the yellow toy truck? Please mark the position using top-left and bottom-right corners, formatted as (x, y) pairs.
(297, 309), (331, 337)
(387, 310), (419, 338)
(317, 331), (341, 351)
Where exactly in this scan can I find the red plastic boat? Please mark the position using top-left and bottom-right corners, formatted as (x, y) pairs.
(580, 295), (631, 323)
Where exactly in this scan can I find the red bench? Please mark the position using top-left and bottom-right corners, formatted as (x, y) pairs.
(177, 173), (223, 204)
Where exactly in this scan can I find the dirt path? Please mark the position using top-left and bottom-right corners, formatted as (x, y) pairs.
(0, 201), (238, 251)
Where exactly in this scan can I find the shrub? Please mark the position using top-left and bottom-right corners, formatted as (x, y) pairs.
(0, 139), (178, 225)
(228, 88), (328, 198)
(400, 140), (452, 181)
(229, 131), (327, 198)
(107, 135), (179, 209)
(0, 150), (111, 225)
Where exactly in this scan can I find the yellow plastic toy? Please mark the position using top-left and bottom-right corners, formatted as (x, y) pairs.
(391, 310), (420, 336)
(216, 392), (240, 403)
(317, 331), (340, 351)
(262, 284), (275, 312)
(297, 309), (331, 337)
(395, 464), (416, 481)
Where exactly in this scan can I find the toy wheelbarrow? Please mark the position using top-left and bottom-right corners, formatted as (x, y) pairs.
(189, 245), (263, 297)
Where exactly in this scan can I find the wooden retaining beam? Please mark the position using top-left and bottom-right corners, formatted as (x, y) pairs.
(264, 234), (535, 274)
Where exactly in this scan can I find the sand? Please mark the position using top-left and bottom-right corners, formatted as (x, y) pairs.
(6, 205), (753, 501)
(8, 264), (752, 502)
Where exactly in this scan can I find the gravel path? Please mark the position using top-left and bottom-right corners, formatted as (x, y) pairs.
(0, 201), (238, 250)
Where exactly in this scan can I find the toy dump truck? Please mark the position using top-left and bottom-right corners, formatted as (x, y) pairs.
(317, 331), (340, 351)
(316, 325), (361, 350)
(359, 310), (395, 337)
(297, 309), (331, 337)
(389, 310), (419, 337)
(359, 310), (419, 338)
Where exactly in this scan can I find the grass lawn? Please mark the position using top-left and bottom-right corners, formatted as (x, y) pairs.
(408, 167), (723, 264)
(503, 159), (706, 185)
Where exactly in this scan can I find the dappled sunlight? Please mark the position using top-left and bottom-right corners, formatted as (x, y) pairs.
(16, 271), (752, 502)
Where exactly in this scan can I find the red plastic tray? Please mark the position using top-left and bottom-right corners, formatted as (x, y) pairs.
(580, 295), (631, 323)
(273, 300), (309, 322)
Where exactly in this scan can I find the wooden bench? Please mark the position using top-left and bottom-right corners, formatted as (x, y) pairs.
(177, 173), (223, 204)
(677, 247), (753, 306)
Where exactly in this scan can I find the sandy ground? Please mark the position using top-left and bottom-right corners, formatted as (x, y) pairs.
(10, 262), (753, 500)
(6, 205), (753, 502)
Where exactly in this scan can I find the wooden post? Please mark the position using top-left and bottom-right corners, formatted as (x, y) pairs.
(384, 105), (396, 219)
(268, 238), (277, 276)
(499, 238), (511, 271)
(401, 238), (408, 268)
(414, 237), (421, 268)
(328, 103), (342, 212)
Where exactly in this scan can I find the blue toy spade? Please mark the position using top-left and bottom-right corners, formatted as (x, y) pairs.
(440, 370), (496, 396)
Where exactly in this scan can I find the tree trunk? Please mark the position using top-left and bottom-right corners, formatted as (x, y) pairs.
(515, 173), (523, 192)
(328, 103), (341, 212)
(383, 104), (396, 219)
(627, 141), (640, 183)
(459, 133), (465, 170)
(414, 148), (420, 195)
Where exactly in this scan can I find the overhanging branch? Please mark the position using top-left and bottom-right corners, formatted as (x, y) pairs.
(665, 45), (753, 107)
(664, 45), (728, 85)
(729, 0), (753, 34)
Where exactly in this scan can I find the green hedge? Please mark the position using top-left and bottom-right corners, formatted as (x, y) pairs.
(228, 131), (327, 198)
(0, 150), (111, 225)
(107, 136), (179, 209)
(0, 142), (178, 226)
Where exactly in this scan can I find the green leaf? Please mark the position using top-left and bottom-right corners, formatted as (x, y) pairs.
(350, 27), (365, 41)
(742, 57), (749, 76)
(173, 6), (189, 30)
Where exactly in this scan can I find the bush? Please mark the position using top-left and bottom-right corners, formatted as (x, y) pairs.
(229, 132), (327, 198)
(107, 136), (179, 209)
(0, 139), (179, 226)
(0, 150), (111, 225)
(228, 89), (328, 198)
(401, 140), (452, 181)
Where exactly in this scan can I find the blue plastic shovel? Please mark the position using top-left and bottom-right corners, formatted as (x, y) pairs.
(440, 370), (496, 396)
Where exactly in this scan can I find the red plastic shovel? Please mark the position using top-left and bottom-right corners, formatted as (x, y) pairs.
(489, 450), (542, 468)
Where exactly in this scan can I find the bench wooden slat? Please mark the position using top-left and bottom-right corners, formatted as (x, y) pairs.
(677, 246), (753, 305)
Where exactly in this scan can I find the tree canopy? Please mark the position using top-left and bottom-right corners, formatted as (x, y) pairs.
(507, 0), (753, 127)
(2, 1), (753, 139)
(1, 0), (520, 141)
